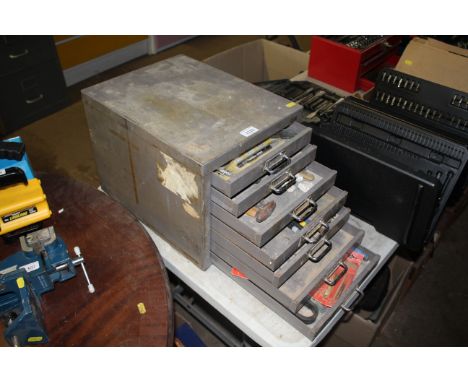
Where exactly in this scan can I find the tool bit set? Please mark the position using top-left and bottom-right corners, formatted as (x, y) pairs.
(255, 79), (344, 125)
(370, 68), (468, 144)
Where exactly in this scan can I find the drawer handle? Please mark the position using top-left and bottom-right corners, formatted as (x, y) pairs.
(25, 94), (44, 104)
(291, 198), (317, 222)
(264, 152), (290, 175)
(308, 239), (332, 263)
(324, 261), (348, 286)
(269, 171), (296, 194)
(296, 297), (318, 324)
(302, 221), (329, 244)
(9, 49), (29, 59)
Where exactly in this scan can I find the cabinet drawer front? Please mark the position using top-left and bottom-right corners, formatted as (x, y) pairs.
(211, 161), (336, 247)
(211, 186), (347, 271)
(211, 144), (316, 217)
(0, 59), (67, 130)
(0, 36), (57, 76)
(212, 206), (350, 288)
(212, 222), (364, 313)
(211, 247), (378, 341)
(212, 122), (312, 197)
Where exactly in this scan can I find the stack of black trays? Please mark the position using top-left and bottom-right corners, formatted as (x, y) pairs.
(209, 120), (379, 340)
(313, 97), (468, 252)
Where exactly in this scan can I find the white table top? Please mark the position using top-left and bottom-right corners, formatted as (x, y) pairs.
(143, 215), (398, 347)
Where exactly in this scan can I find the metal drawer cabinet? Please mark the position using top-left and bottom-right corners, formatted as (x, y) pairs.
(0, 58), (67, 130)
(212, 186), (348, 271)
(211, 161), (337, 247)
(211, 144), (317, 217)
(0, 36), (57, 77)
(212, 207), (350, 287)
(211, 246), (379, 341)
(212, 121), (312, 197)
(212, 222), (364, 313)
(83, 55), (303, 270)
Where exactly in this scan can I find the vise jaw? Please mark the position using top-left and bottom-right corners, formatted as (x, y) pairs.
(0, 226), (84, 346)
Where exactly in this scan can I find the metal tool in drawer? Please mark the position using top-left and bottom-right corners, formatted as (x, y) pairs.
(211, 161), (337, 247)
(212, 222), (364, 314)
(210, 246), (379, 341)
(212, 207), (350, 288)
(370, 68), (468, 144)
(212, 186), (347, 270)
(211, 145), (316, 217)
(212, 122), (311, 197)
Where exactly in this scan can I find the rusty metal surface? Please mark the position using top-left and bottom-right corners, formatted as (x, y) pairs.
(0, 173), (173, 346)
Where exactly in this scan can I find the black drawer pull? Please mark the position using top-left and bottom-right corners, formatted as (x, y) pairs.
(25, 94), (44, 104)
(264, 152), (290, 175)
(9, 49), (29, 59)
(308, 239), (332, 263)
(324, 261), (348, 286)
(302, 221), (329, 244)
(291, 198), (317, 222)
(269, 171), (296, 194)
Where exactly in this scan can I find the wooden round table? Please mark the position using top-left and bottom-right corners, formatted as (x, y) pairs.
(0, 174), (173, 346)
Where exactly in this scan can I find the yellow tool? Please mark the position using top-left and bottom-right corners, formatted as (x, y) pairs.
(0, 178), (52, 236)
(0, 138), (52, 238)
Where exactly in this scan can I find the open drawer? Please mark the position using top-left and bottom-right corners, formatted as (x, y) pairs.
(212, 186), (347, 270)
(212, 222), (364, 313)
(212, 207), (351, 287)
(211, 243), (379, 341)
(211, 144), (316, 217)
(212, 122), (312, 197)
(211, 161), (336, 247)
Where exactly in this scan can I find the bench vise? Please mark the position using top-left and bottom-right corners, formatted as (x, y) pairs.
(0, 226), (94, 346)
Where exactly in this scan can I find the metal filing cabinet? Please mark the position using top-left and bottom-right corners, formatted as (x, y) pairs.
(82, 55), (302, 270)
(83, 55), (378, 341)
(0, 36), (68, 135)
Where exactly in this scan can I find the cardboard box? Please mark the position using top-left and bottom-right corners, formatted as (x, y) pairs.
(322, 254), (414, 346)
(396, 37), (468, 93)
(204, 39), (309, 83)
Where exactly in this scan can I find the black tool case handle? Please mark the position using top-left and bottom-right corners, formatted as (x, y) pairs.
(0, 167), (28, 188)
(0, 141), (26, 161)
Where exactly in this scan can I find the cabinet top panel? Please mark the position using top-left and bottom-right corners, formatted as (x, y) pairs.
(82, 55), (302, 168)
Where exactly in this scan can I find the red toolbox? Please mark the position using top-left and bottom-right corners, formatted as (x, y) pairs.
(308, 36), (402, 93)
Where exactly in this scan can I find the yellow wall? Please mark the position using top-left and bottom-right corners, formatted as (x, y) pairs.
(54, 35), (147, 69)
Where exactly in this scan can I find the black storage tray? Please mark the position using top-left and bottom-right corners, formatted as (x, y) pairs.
(370, 68), (468, 144)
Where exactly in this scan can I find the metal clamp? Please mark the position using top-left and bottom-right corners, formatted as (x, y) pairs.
(263, 152), (290, 175)
(9, 49), (29, 59)
(291, 198), (317, 222)
(307, 239), (332, 263)
(302, 221), (329, 244)
(324, 261), (348, 286)
(269, 171), (296, 194)
(25, 94), (44, 104)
